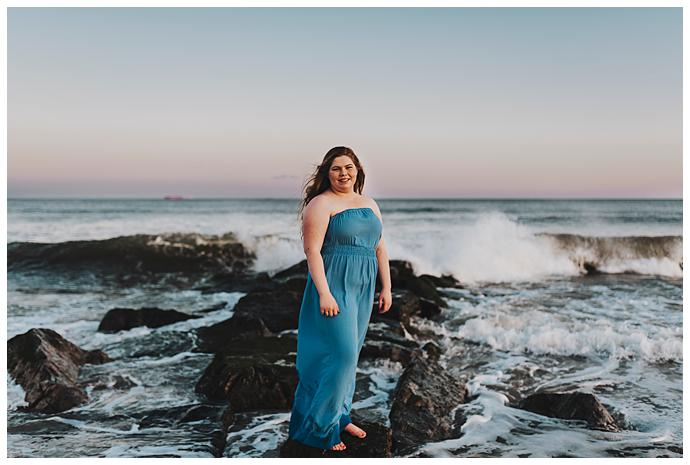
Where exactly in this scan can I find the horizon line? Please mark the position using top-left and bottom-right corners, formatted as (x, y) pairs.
(7, 196), (683, 201)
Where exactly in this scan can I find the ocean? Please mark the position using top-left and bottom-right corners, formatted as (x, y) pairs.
(6, 198), (683, 457)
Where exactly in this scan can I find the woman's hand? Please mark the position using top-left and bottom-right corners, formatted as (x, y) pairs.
(319, 292), (340, 317)
(378, 288), (392, 313)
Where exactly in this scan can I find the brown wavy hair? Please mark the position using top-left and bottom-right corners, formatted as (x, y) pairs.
(297, 146), (366, 239)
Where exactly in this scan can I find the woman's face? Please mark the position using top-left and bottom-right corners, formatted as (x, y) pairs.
(328, 155), (358, 193)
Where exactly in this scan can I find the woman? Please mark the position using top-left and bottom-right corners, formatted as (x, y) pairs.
(288, 146), (393, 452)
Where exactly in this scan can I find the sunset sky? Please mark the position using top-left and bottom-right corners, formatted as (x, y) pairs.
(7, 7), (682, 198)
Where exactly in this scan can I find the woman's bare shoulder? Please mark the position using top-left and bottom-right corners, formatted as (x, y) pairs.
(304, 195), (333, 220)
(364, 196), (382, 216)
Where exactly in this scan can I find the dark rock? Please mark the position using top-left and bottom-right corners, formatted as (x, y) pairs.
(230, 287), (303, 333)
(280, 413), (392, 457)
(134, 403), (218, 429)
(418, 297), (444, 320)
(389, 357), (469, 455)
(360, 324), (420, 367)
(280, 438), (325, 458)
(197, 264), (308, 294)
(97, 307), (201, 333)
(271, 260), (308, 281)
(130, 401), (233, 457)
(8, 328), (112, 413)
(199, 301), (229, 313)
(422, 341), (443, 361)
(178, 404), (225, 423)
(211, 430), (228, 458)
(195, 334), (296, 360)
(27, 384), (89, 413)
(90, 374), (138, 391)
(196, 271), (279, 294)
(7, 417), (81, 434)
(360, 342), (418, 368)
(368, 319), (407, 337)
(514, 391), (621, 432)
(377, 260), (448, 308)
(8, 231), (255, 275)
(370, 290), (421, 328)
(419, 273), (464, 288)
(210, 406), (237, 457)
(282, 277), (307, 293)
(194, 348), (298, 411)
(195, 314), (274, 352)
(82, 348), (113, 364)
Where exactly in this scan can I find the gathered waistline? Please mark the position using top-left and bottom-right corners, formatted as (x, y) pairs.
(321, 243), (377, 257)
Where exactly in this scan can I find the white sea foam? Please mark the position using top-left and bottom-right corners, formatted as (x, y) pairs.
(418, 367), (680, 458)
(394, 211), (682, 284)
(243, 210), (682, 284)
(9, 201), (682, 284)
(7, 376), (28, 411)
(456, 309), (682, 363)
(353, 359), (405, 425)
(224, 412), (291, 458)
(7, 289), (242, 350)
(102, 443), (212, 458)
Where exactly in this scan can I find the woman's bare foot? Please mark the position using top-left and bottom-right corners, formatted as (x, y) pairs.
(344, 423), (367, 438)
(330, 441), (346, 451)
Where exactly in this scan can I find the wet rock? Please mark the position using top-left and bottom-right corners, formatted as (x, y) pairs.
(280, 413), (392, 457)
(422, 341), (443, 362)
(371, 289), (421, 327)
(8, 231), (255, 275)
(389, 357), (469, 455)
(368, 319), (407, 337)
(281, 277), (308, 293)
(97, 307), (201, 333)
(195, 314), (273, 352)
(90, 374), (138, 391)
(198, 260), (309, 295)
(360, 341), (418, 368)
(360, 324), (421, 367)
(196, 270), (278, 294)
(514, 391), (621, 432)
(134, 403), (221, 429)
(418, 297), (444, 320)
(271, 260), (308, 281)
(178, 404), (226, 424)
(194, 332), (298, 456)
(210, 406), (237, 457)
(195, 353), (298, 411)
(8, 328), (112, 413)
(229, 287), (304, 333)
(419, 273), (464, 289)
(378, 260), (448, 308)
(279, 438), (325, 458)
(7, 417), (81, 434)
(199, 301), (230, 313)
(194, 334), (296, 362)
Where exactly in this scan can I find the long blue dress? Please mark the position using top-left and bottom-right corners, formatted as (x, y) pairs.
(288, 207), (382, 449)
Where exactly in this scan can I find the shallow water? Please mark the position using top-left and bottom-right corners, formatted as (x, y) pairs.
(414, 274), (682, 458)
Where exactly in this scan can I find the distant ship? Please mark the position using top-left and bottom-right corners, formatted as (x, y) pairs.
(163, 195), (186, 200)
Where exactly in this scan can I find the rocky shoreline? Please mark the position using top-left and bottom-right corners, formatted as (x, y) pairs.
(8, 235), (629, 457)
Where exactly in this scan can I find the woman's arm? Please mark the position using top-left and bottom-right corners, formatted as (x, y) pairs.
(375, 235), (392, 293)
(302, 199), (332, 298)
(371, 201), (392, 313)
